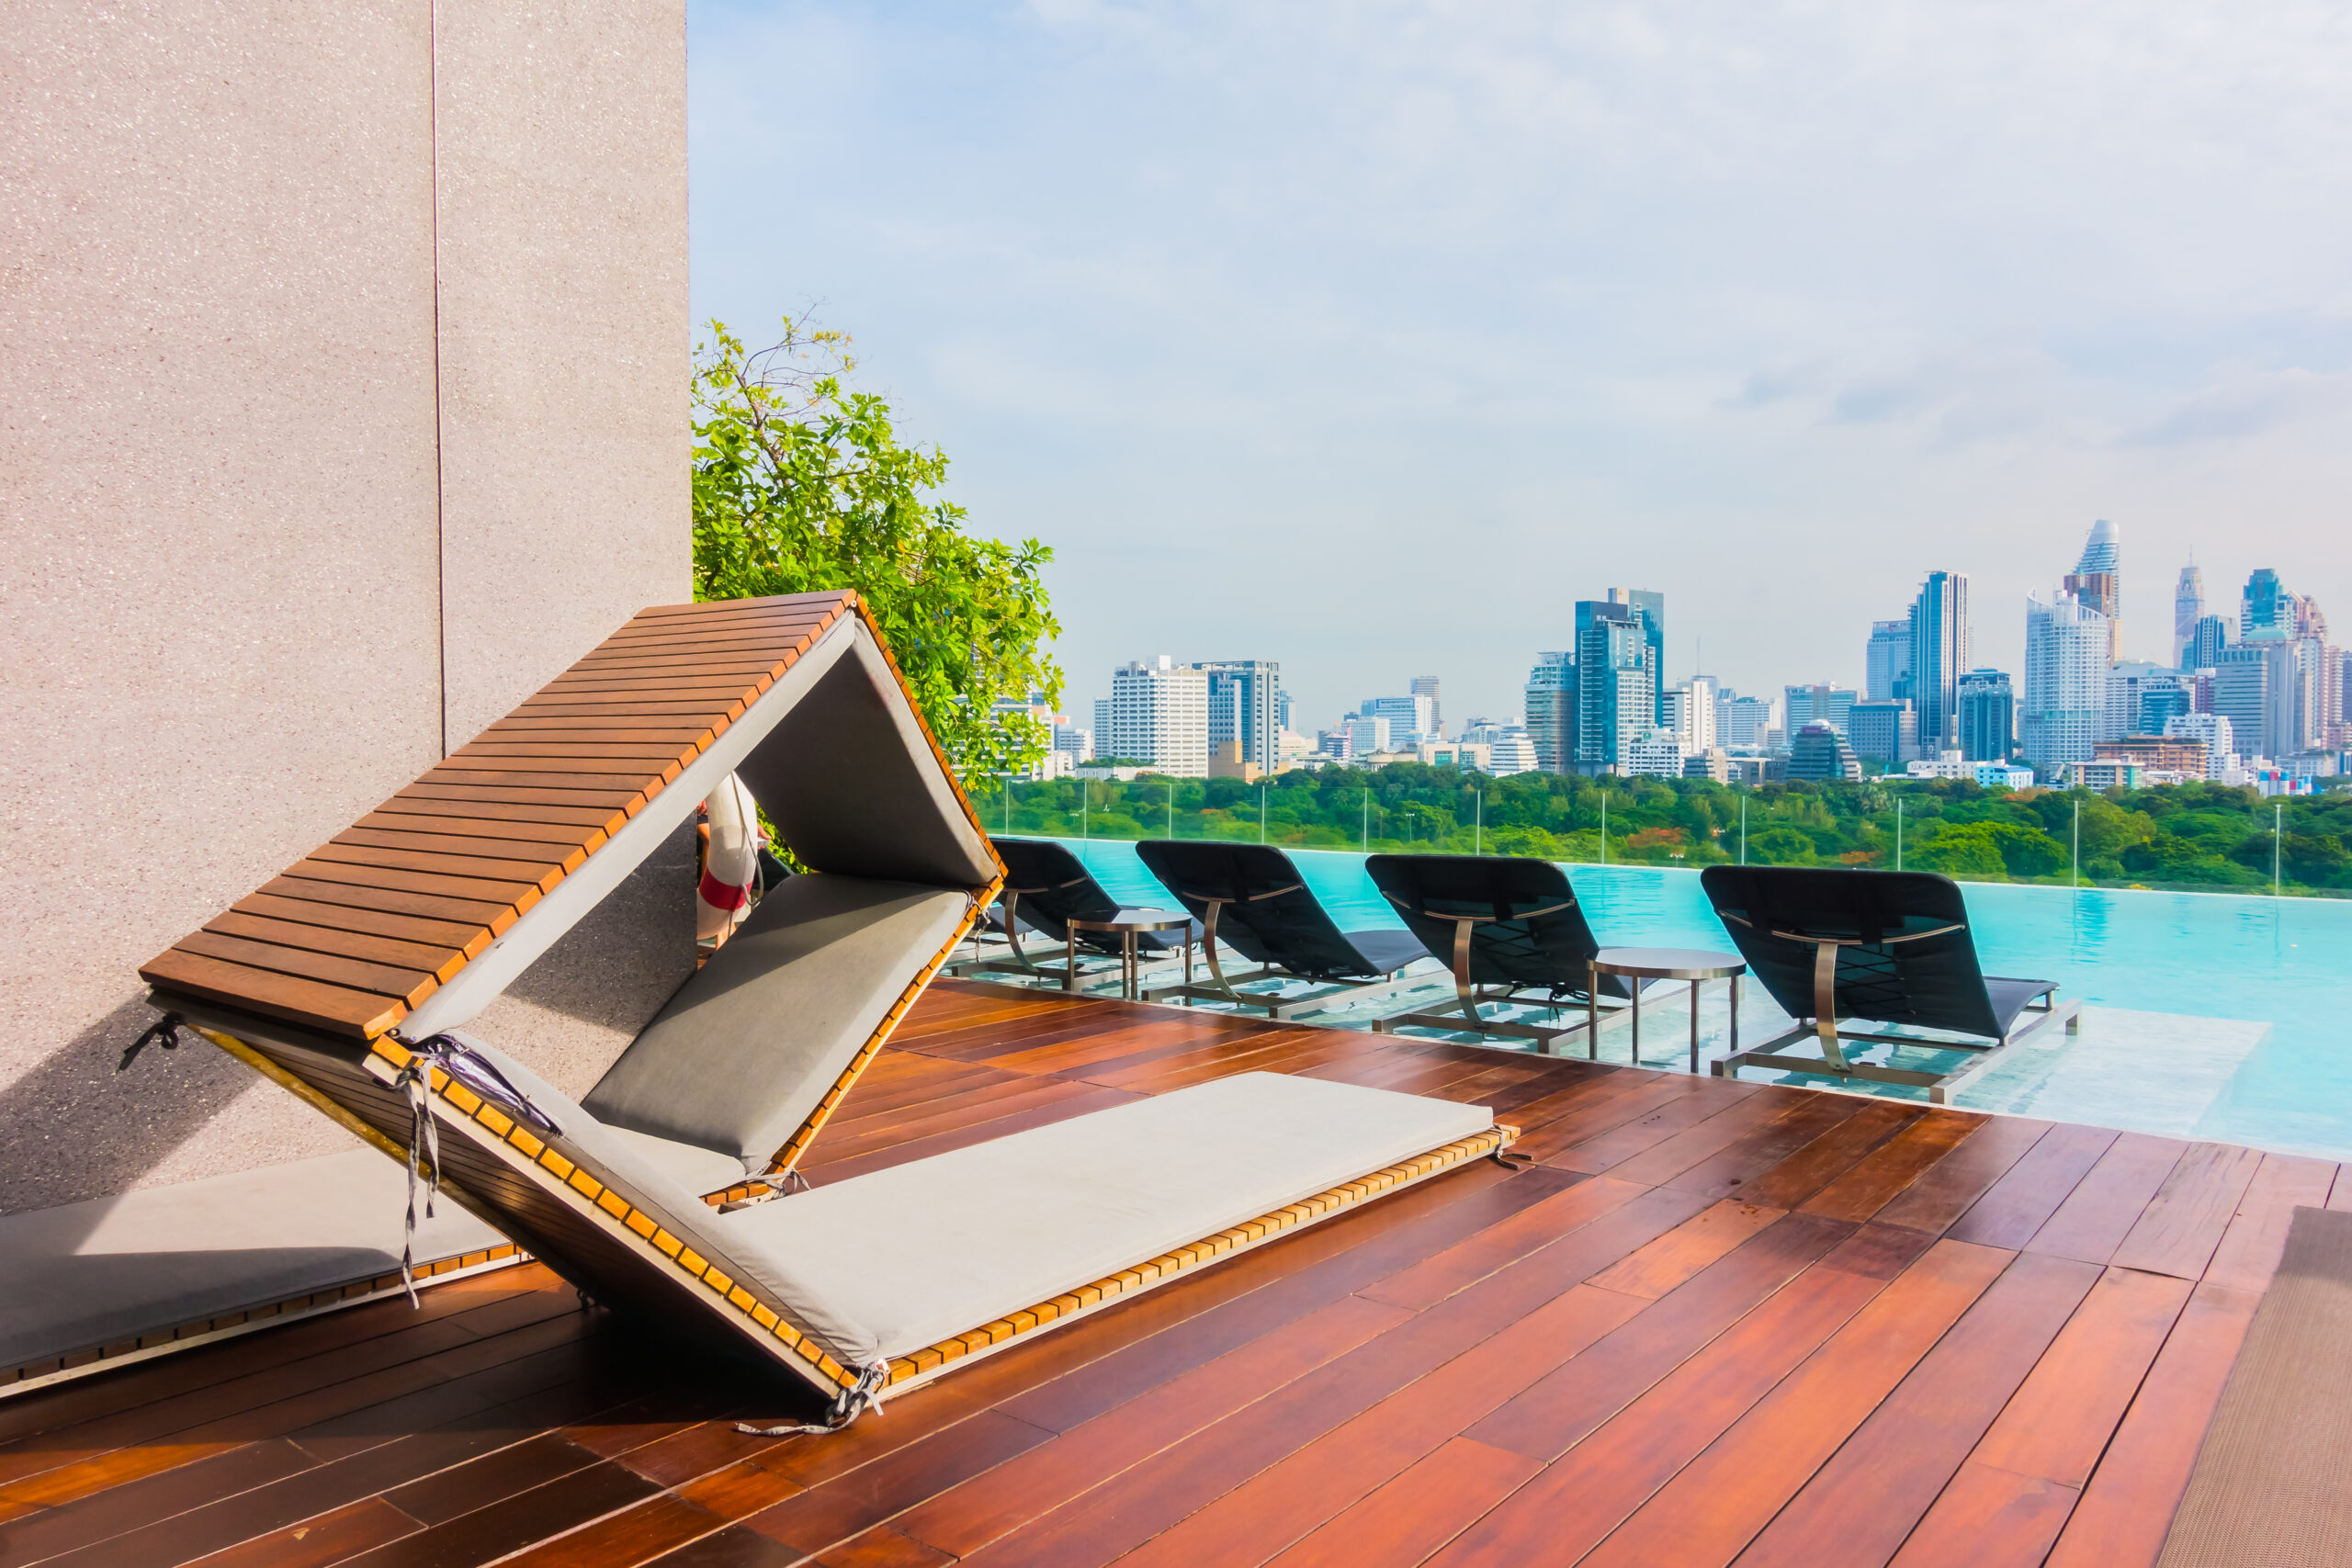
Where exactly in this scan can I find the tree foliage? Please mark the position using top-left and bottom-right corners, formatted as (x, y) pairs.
(974, 766), (2352, 897)
(691, 316), (1062, 779)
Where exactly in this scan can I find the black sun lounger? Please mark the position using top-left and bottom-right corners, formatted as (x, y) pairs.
(1363, 854), (1643, 1053)
(141, 592), (1516, 1427)
(951, 838), (1201, 991)
(1134, 841), (1430, 1020)
(1699, 865), (2080, 1102)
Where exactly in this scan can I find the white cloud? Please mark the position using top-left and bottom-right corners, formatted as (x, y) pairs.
(690, 0), (2352, 725)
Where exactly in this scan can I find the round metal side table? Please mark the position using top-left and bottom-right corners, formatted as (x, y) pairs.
(1064, 910), (1194, 1000)
(1589, 947), (1747, 1073)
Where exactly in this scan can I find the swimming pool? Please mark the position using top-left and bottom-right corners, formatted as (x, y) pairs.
(1044, 838), (2352, 1160)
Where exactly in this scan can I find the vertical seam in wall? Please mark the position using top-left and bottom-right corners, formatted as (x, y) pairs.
(429, 0), (448, 758)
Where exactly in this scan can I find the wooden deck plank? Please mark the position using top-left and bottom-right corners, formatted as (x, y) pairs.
(19, 982), (2296, 1568)
(1569, 1238), (2017, 1568)
(1797, 1109), (1984, 1224)
(1940, 1122), (2114, 1247)
(2041, 1280), (2260, 1568)
(1727, 1251), (2098, 1568)
(2107, 1142), (2265, 1280)
(2019, 1132), (2189, 1266)
(2200, 1152), (2337, 1292)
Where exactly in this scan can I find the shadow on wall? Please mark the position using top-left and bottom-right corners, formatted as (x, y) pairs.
(0, 996), (261, 1216)
(0, 820), (703, 1221)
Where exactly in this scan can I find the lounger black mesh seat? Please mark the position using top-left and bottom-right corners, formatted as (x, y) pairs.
(1135, 841), (1430, 1019)
(953, 839), (1201, 987)
(1699, 865), (2079, 1101)
(1363, 854), (1641, 1050)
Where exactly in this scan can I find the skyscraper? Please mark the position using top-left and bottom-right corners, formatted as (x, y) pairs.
(2212, 644), (2276, 761)
(2064, 519), (2121, 660)
(1907, 570), (1971, 752)
(2173, 558), (2204, 668)
(1409, 676), (1442, 739)
(1104, 658), (1209, 776)
(1957, 669), (2016, 762)
(1617, 589), (1668, 722)
(1783, 683), (1858, 736)
(2187, 615), (2228, 672)
(1865, 619), (1912, 702)
(1193, 660), (1281, 772)
(2021, 593), (2109, 782)
(2243, 569), (2290, 639)
(1573, 598), (1655, 773)
(1523, 652), (1572, 773)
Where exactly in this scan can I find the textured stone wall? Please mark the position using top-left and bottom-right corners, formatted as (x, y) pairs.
(0, 0), (690, 1215)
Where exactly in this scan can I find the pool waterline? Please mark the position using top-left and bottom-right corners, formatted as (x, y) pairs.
(1042, 837), (2352, 1161)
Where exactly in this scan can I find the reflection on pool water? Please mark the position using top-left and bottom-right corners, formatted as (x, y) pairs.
(1046, 838), (2352, 1160)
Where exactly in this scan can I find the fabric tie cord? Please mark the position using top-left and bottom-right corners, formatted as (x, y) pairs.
(116, 1011), (186, 1073)
(388, 1032), (565, 1304)
(737, 1361), (892, 1437)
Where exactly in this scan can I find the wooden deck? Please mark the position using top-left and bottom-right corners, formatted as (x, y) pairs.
(0, 979), (2324, 1568)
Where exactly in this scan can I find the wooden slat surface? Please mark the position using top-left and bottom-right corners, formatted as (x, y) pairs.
(138, 592), (863, 1039)
(6, 980), (2324, 1568)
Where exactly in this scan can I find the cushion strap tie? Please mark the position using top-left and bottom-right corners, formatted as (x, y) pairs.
(117, 1011), (186, 1072)
(736, 1361), (892, 1438)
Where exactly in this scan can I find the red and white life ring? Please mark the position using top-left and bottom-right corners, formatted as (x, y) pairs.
(697, 773), (762, 944)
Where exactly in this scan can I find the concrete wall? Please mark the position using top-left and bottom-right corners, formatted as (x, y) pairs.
(0, 1), (692, 1215)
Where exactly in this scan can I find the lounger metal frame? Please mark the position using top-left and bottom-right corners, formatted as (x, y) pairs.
(1140, 882), (1426, 1021)
(1708, 914), (2082, 1103)
(1365, 897), (1630, 1053)
(945, 883), (1128, 989)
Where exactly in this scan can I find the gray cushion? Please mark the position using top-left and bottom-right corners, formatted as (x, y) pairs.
(601, 1126), (758, 1197)
(718, 1072), (1491, 1359)
(582, 874), (972, 1171)
(447, 1032), (882, 1365)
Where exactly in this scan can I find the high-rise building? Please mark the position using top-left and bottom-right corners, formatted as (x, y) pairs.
(1848, 700), (1917, 772)
(1483, 726), (1538, 777)
(1666, 678), (1716, 751)
(2211, 644), (2278, 761)
(1624, 728), (1686, 779)
(2064, 519), (2121, 660)
(1908, 570), (1971, 751)
(1785, 722), (1862, 782)
(1104, 657), (1210, 776)
(2187, 615), (2229, 672)
(1409, 676), (1442, 739)
(1360, 693), (1435, 749)
(1716, 694), (1776, 749)
(2021, 592), (2109, 782)
(2174, 559), (2204, 668)
(1573, 598), (1655, 773)
(1616, 589), (1668, 722)
(2099, 663), (2175, 744)
(2137, 679), (2193, 736)
(1957, 669), (2016, 762)
(2243, 569), (2291, 640)
(1865, 619), (1912, 702)
(1523, 651), (1572, 773)
(1343, 715), (1391, 758)
(1193, 660), (1281, 773)
(2165, 712), (2236, 778)
(1783, 683), (1858, 736)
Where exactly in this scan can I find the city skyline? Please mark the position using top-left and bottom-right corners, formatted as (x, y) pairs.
(691, 6), (2352, 732)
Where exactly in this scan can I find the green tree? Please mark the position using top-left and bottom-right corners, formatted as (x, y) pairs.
(691, 316), (1062, 778)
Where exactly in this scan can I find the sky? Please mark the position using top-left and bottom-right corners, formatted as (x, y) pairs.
(688, 0), (2352, 733)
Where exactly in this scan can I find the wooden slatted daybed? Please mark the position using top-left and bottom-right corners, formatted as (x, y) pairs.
(140, 591), (1515, 1427)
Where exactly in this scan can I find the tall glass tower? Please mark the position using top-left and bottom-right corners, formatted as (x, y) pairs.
(2173, 558), (2204, 669)
(2064, 519), (2121, 661)
(1907, 570), (1971, 753)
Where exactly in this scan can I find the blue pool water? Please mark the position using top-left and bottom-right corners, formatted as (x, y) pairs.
(1046, 838), (2352, 1159)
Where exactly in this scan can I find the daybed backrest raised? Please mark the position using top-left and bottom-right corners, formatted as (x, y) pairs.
(582, 874), (972, 1174)
(1700, 865), (2002, 1039)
